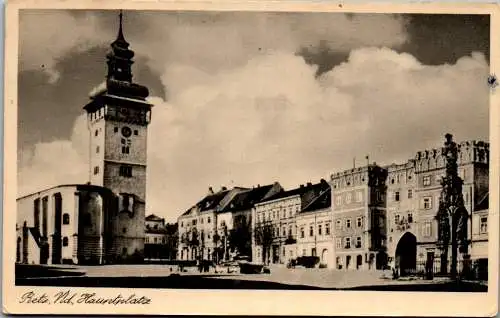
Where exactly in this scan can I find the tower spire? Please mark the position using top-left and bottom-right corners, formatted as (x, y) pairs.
(117, 10), (125, 42)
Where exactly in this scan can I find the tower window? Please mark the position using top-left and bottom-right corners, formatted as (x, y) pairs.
(96, 146), (100, 154)
(119, 165), (133, 178)
(95, 129), (98, 137)
(62, 237), (69, 247)
(63, 213), (70, 225)
(122, 146), (130, 154)
(93, 166), (99, 175)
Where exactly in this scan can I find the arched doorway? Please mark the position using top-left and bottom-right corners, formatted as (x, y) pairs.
(395, 232), (417, 276)
(321, 249), (328, 267)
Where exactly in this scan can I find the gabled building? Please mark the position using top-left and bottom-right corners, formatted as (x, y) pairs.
(295, 184), (333, 267)
(177, 186), (249, 261)
(252, 180), (330, 265)
(217, 183), (283, 260)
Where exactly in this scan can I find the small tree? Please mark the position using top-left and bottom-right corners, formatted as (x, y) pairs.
(254, 221), (274, 265)
(228, 216), (252, 257)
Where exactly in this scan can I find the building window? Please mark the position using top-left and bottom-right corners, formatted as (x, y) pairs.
(346, 219), (351, 229)
(207, 217), (211, 224)
(63, 213), (70, 225)
(122, 146), (130, 154)
(181, 222), (183, 227)
(134, 130), (138, 136)
(395, 214), (400, 224)
(423, 175), (431, 186)
(423, 197), (433, 210)
(282, 226), (286, 237)
(318, 224), (322, 236)
(200, 218), (204, 224)
(96, 146), (100, 153)
(345, 193), (352, 204)
(336, 238), (342, 249)
(119, 165), (133, 178)
(325, 223), (330, 235)
(356, 236), (362, 248)
(123, 227), (127, 234)
(192, 219), (197, 225)
(62, 237), (69, 247)
(114, 127), (119, 133)
(356, 191), (363, 202)
(356, 217), (363, 228)
(336, 220), (342, 230)
(95, 129), (98, 137)
(480, 217), (488, 234)
(408, 213), (413, 223)
(309, 226), (314, 237)
(424, 222), (432, 237)
(300, 227), (305, 238)
(93, 166), (99, 175)
(345, 237), (351, 249)
(408, 189), (413, 199)
(394, 191), (400, 202)
(335, 196), (342, 206)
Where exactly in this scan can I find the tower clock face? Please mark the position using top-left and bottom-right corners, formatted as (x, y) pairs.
(121, 126), (132, 138)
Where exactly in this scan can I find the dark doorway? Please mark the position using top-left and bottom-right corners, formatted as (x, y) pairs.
(395, 232), (417, 276)
(356, 254), (363, 269)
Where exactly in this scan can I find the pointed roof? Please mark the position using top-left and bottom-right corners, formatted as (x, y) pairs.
(145, 214), (164, 222)
(220, 183), (282, 212)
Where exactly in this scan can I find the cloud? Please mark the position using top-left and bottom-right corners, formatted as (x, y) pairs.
(19, 10), (112, 83)
(17, 12), (489, 222)
(17, 114), (89, 195)
(19, 11), (408, 84)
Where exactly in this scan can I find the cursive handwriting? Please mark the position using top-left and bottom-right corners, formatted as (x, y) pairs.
(19, 290), (151, 305)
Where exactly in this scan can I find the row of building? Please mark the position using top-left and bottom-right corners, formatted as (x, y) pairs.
(177, 138), (489, 272)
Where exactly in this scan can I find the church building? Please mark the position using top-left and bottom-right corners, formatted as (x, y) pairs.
(16, 12), (152, 265)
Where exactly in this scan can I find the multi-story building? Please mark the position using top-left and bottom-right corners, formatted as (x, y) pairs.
(177, 186), (248, 261)
(330, 165), (388, 270)
(144, 214), (167, 259)
(217, 183), (283, 260)
(16, 13), (152, 265)
(386, 140), (489, 275)
(252, 180), (330, 265)
(295, 187), (333, 267)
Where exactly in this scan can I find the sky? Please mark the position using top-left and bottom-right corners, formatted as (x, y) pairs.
(17, 10), (490, 222)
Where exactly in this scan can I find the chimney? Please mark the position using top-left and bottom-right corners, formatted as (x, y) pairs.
(307, 182), (312, 187)
(221, 186), (227, 191)
(300, 184), (304, 188)
(208, 187), (214, 195)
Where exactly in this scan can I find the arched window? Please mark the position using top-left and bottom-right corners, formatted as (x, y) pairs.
(62, 237), (69, 247)
(63, 213), (70, 225)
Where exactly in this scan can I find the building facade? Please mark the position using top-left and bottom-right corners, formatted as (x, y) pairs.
(252, 180), (331, 265)
(386, 140), (489, 275)
(16, 13), (152, 265)
(178, 184), (283, 262)
(16, 184), (121, 265)
(330, 165), (388, 270)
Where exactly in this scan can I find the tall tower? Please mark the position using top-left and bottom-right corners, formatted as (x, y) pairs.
(84, 11), (152, 262)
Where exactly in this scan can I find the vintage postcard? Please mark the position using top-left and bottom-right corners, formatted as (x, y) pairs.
(3, 0), (499, 316)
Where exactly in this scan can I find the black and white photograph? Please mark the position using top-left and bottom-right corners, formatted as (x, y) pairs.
(3, 1), (499, 316)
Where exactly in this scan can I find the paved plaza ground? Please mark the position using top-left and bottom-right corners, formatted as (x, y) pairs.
(15, 264), (487, 292)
